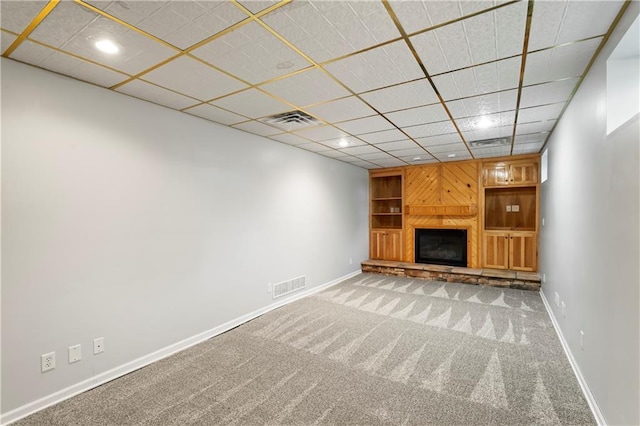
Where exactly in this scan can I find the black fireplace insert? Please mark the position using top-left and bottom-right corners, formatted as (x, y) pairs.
(415, 228), (467, 267)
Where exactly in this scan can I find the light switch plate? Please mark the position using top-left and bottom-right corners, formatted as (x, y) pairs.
(69, 344), (81, 363)
(512, 205), (520, 212)
(506, 205), (512, 212)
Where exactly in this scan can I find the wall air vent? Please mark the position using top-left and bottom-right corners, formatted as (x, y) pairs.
(260, 110), (320, 131)
(469, 136), (512, 148)
(272, 276), (306, 299)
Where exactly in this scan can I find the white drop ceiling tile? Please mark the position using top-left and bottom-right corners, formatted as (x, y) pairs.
(524, 37), (601, 85)
(372, 158), (409, 168)
(0, 1), (48, 34)
(268, 132), (310, 146)
(116, 79), (198, 110)
(339, 144), (381, 156)
(357, 129), (407, 144)
(446, 90), (517, 118)
(462, 125), (513, 143)
(456, 111), (515, 132)
(471, 145), (512, 158)
(336, 115), (395, 135)
(515, 133), (549, 145)
(324, 40), (424, 93)
(432, 56), (520, 100)
(293, 125), (348, 142)
(305, 96), (376, 123)
(400, 156), (438, 164)
(321, 136), (367, 149)
(11, 40), (129, 88)
(427, 143), (469, 154)
(528, 1), (624, 51)
(520, 77), (580, 108)
(375, 139), (421, 152)
(388, 1), (493, 35)
(86, 1), (248, 50)
(415, 133), (463, 147)
(233, 120), (282, 137)
(297, 142), (333, 153)
(512, 142), (544, 155)
(386, 103), (450, 128)
(318, 149), (351, 159)
(360, 79), (438, 113)
(434, 151), (473, 162)
(261, 68), (350, 108)
(357, 152), (397, 161)
(185, 103), (247, 125)
(1, 31), (18, 53)
(349, 161), (379, 169)
(238, 0), (280, 14)
(210, 88), (291, 119)
(191, 21), (311, 84)
(30, 2), (178, 75)
(262, 0), (399, 63)
(413, 1), (525, 75)
(517, 103), (565, 124)
(402, 120), (456, 138)
(386, 147), (428, 157)
(143, 56), (247, 101)
(516, 120), (556, 135)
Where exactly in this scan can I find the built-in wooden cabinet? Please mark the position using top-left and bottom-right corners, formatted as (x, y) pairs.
(370, 169), (403, 261)
(483, 231), (537, 271)
(371, 229), (403, 261)
(481, 156), (539, 271)
(483, 160), (538, 186)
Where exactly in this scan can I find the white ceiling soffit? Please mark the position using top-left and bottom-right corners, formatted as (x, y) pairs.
(0, 0), (629, 169)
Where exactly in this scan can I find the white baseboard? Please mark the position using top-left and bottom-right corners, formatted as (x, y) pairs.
(0, 270), (362, 426)
(539, 290), (607, 426)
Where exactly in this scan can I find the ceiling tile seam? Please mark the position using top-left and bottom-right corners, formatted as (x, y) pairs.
(2, 0), (59, 57)
(539, 0), (632, 154)
(135, 78), (206, 104)
(355, 76), (429, 97)
(235, 3), (430, 163)
(1, 28), (20, 36)
(510, 0), (534, 155)
(527, 34), (606, 55)
(109, 53), (183, 90)
(381, 0), (474, 159)
(18, 36), (133, 78)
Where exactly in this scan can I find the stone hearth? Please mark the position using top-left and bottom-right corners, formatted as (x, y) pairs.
(361, 259), (540, 291)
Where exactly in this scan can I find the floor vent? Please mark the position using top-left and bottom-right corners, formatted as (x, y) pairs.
(469, 136), (512, 147)
(273, 276), (306, 299)
(260, 110), (320, 131)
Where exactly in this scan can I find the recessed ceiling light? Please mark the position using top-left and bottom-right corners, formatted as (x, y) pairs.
(276, 61), (294, 70)
(413, 156), (421, 161)
(95, 39), (120, 54)
(338, 138), (349, 148)
(447, 153), (456, 158)
(475, 116), (494, 129)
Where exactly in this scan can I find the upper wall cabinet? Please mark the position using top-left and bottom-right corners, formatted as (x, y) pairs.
(483, 160), (538, 187)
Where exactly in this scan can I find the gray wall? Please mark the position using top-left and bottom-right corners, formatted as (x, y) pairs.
(1, 59), (369, 415)
(538, 3), (639, 425)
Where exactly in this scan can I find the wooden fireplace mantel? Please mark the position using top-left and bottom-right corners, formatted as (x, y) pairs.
(406, 205), (478, 216)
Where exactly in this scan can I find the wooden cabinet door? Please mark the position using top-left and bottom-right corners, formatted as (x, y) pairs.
(384, 230), (403, 261)
(509, 162), (538, 185)
(370, 230), (385, 260)
(509, 232), (537, 271)
(483, 232), (509, 269)
(483, 164), (509, 186)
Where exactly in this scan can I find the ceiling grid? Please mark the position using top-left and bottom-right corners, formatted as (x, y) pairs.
(0, 0), (630, 169)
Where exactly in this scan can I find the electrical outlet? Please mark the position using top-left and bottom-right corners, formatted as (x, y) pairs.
(93, 337), (105, 355)
(41, 352), (56, 372)
(512, 205), (520, 212)
(542, 217), (545, 227)
(580, 330), (584, 349)
(543, 273), (546, 283)
(267, 283), (272, 293)
(69, 344), (81, 363)
(349, 258), (353, 265)
(561, 301), (566, 317)
(554, 292), (560, 307)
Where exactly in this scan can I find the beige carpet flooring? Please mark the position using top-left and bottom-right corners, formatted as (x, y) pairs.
(16, 273), (594, 425)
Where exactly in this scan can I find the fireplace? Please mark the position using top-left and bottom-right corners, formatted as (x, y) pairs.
(415, 228), (468, 267)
